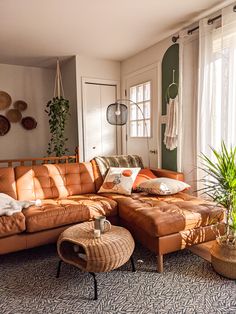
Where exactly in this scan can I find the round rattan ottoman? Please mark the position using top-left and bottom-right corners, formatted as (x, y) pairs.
(56, 221), (135, 300)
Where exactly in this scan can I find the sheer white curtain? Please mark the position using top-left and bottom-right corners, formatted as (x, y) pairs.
(197, 4), (236, 190)
(178, 29), (199, 193)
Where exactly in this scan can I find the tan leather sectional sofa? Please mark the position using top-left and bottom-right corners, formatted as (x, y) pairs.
(0, 161), (224, 272)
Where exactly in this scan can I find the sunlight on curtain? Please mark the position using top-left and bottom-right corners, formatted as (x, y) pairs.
(178, 29), (198, 193)
(197, 4), (236, 191)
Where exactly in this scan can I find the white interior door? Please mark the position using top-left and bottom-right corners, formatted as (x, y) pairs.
(125, 67), (159, 168)
(83, 82), (118, 161)
(100, 85), (117, 156)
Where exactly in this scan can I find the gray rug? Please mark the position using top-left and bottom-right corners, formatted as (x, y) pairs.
(0, 244), (235, 314)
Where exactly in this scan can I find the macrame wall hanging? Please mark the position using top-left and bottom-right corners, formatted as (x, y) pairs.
(54, 59), (65, 98)
(45, 58), (70, 157)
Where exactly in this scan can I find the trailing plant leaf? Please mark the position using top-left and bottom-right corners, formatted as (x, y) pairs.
(45, 96), (70, 157)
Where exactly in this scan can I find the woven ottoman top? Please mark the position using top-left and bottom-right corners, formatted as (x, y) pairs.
(57, 221), (135, 273)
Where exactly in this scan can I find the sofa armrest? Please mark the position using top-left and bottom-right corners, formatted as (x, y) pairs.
(151, 168), (184, 181)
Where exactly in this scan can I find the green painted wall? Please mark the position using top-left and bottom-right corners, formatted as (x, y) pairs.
(161, 43), (179, 171)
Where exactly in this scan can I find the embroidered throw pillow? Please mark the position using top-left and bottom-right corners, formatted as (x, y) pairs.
(132, 168), (157, 190)
(98, 167), (140, 195)
(137, 177), (190, 195)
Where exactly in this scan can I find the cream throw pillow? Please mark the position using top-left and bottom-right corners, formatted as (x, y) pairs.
(137, 177), (190, 195)
(98, 167), (140, 195)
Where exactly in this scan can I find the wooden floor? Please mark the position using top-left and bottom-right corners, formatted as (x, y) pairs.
(188, 240), (216, 262)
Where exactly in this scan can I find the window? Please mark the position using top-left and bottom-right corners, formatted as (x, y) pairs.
(129, 81), (151, 137)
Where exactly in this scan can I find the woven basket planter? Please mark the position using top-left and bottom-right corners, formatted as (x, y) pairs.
(210, 239), (236, 280)
(57, 221), (135, 273)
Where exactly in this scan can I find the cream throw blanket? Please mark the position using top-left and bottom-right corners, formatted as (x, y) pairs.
(164, 96), (178, 150)
(0, 193), (41, 216)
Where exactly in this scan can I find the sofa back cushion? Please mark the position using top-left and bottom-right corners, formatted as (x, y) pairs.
(0, 167), (17, 199)
(15, 162), (95, 201)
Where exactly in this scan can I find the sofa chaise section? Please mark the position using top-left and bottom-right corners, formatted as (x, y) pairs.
(103, 191), (224, 272)
(92, 159), (225, 273)
(105, 192), (224, 237)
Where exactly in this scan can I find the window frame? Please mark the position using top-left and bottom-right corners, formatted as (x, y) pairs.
(129, 80), (152, 138)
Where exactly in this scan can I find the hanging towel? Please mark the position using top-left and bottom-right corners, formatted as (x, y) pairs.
(164, 96), (178, 150)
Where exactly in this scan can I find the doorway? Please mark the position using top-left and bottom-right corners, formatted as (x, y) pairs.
(124, 66), (160, 168)
(82, 79), (120, 161)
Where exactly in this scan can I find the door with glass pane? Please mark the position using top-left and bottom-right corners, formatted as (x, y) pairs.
(125, 67), (159, 167)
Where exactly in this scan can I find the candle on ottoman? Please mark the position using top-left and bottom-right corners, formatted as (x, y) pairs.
(94, 229), (101, 238)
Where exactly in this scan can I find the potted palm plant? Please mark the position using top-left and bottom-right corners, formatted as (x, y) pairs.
(200, 142), (236, 279)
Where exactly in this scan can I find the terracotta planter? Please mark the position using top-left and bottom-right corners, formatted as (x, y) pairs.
(210, 239), (236, 280)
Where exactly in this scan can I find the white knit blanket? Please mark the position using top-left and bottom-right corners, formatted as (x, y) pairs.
(0, 193), (41, 216)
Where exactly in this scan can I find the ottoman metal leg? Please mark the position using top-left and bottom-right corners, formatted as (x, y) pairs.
(56, 260), (62, 278)
(89, 272), (98, 300)
(130, 255), (136, 272)
(56, 260), (98, 301)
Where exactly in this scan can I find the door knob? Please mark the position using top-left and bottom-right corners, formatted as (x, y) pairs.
(149, 149), (158, 154)
(92, 147), (96, 149)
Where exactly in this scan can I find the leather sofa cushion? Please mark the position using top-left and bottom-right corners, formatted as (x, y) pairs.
(23, 194), (117, 233)
(15, 162), (95, 201)
(102, 192), (224, 237)
(132, 168), (157, 190)
(0, 167), (17, 199)
(151, 168), (184, 181)
(0, 213), (26, 238)
(91, 159), (104, 191)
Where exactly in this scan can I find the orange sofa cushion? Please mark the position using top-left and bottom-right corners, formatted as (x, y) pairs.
(23, 194), (117, 233)
(133, 168), (157, 190)
(102, 192), (224, 237)
(15, 162), (96, 201)
(0, 167), (17, 199)
(151, 168), (184, 182)
(91, 159), (104, 191)
(0, 213), (26, 238)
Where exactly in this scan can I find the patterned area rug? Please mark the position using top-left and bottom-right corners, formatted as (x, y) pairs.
(0, 244), (235, 314)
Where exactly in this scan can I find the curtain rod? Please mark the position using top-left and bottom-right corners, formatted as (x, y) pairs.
(172, 4), (236, 43)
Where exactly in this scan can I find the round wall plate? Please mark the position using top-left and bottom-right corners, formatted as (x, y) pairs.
(0, 91), (12, 111)
(21, 116), (37, 130)
(14, 100), (28, 111)
(0, 115), (11, 136)
(6, 109), (22, 123)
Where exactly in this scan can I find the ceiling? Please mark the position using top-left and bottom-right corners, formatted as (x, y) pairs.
(0, 0), (234, 67)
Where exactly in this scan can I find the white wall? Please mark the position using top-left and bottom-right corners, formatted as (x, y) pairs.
(75, 55), (121, 160)
(61, 57), (78, 155)
(121, 37), (171, 92)
(0, 63), (54, 159)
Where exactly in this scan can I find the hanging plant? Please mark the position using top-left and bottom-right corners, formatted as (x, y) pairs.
(45, 59), (70, 156)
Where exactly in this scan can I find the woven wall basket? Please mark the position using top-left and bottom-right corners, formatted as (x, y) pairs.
(21, 116), (37, 130)
(0, 91), (12, 111)
(14, 100), (28, 111)
(0, 115), (11, 136)
(6, 109), (22, 123)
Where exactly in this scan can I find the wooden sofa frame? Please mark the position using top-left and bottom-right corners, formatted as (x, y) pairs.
(0, 147), (79, 167)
